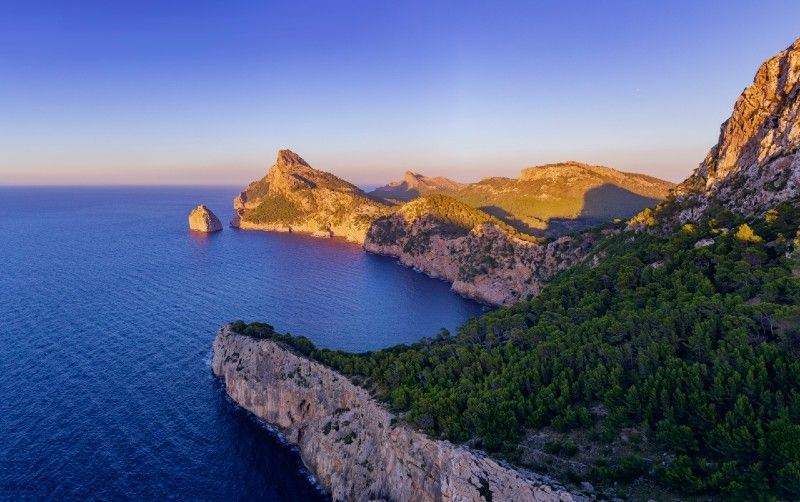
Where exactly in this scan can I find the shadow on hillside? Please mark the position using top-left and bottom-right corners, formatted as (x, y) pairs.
(479, 206), (546, 235)
(483, 184), (661, 238)
(579, 184), (660, 220)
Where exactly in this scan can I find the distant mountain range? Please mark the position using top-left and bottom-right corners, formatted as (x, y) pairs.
(372, 162), (673, 236)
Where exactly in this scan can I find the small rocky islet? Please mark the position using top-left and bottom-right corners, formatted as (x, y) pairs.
(188, 204), (223, 233)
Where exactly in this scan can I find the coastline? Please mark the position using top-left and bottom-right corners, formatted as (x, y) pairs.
(212, 326), (583, 502)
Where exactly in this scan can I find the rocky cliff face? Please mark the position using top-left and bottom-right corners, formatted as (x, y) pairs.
(188, 204), (222, 232)
(212, 327), (583, 502)
(364, 195), (603, 305)
(232, 150), (391, 242)
(647, 38), (800, 227)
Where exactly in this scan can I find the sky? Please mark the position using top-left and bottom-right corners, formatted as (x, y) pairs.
(1, 1), (799, 186)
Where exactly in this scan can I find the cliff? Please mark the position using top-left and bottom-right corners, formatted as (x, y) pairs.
(639, 37), (800, 228)
(212, 326), (583, 502)
(232, 150), (391, 243)
(188, 204), (222, 232)
(363, 195), (602, 305)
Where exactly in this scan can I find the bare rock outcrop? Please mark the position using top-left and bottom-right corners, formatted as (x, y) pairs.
(642, 38), (800, 228)
(188, 204), (222, 232)
(212, 326), (583, 502)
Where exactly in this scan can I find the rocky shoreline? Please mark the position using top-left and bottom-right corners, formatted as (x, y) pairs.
(212, 326), (583, 502)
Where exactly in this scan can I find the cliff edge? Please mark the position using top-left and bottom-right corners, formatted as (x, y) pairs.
(212, 326), (583, 502)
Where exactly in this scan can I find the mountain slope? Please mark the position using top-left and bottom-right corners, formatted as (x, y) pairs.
(373, 162), (673, 236)
(232, 150), (391, 242)
(452, 162), (673, 235)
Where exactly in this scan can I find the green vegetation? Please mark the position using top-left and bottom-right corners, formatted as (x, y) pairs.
(232, 202), (800, 498)
(246, 193), (308, 224)
(397, 194), (537, 241)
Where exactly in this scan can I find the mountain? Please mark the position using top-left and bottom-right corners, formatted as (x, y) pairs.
(231, 150), (391, 242)
(451, 162), (673, 235)
(372, 162), (673, 236)
(637, 38), (800, 229)
(369, 171), (463, 202)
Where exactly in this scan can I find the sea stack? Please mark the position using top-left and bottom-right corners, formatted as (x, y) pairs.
(188, 205), (223, 232)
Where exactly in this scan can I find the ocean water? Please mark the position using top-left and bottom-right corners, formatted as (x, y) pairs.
(0, 187), (485, 500)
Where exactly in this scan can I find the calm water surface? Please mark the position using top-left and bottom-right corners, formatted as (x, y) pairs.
(0, 187), (485, 500)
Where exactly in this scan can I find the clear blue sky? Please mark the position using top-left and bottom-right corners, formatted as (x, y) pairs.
(1, 1), (799, 185)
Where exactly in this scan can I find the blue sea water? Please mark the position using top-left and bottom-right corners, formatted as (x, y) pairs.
(0, 187), (485, 500)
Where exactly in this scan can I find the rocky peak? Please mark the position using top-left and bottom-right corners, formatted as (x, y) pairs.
(369, 171), (462, 202)
(403, 170), (422, 185)
(275, 149), (310, 169)
(668, 38), (800, 220)
(262, 150), (361, 194)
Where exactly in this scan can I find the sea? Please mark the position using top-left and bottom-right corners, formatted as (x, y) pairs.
(0, 186), (485, 500)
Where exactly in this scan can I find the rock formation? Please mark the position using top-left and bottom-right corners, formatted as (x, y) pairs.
(231, 150), (391, 242)
(213, 326), (583, 502)
(640, 38), (800, 228)
(369, 171), (463, 202)
(188, 204), (223, 232)
(364, 195), (604, 305)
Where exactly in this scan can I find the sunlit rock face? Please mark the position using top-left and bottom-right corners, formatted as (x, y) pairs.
(231, 149), (391, 243)
(188, 204), (222, 232)
(649, 38), (800, 227)
(212, 326), (585, 502)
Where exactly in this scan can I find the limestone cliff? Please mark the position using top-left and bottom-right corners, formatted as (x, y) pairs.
(232, 150), (391, 243)
(188, 204), (222, 232)
(212, 326), (583, 502)
(639, 38), (800, 228)
(363, 195), (603, 305)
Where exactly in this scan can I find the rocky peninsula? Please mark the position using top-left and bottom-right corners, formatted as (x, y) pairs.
(212, 326), (583, 502)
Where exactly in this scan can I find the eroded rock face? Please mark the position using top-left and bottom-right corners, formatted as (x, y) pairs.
(232, 149), (391, 243)
(364, 214), (602, 306)
(188, 205), (223, 232)
(653, 38), (800, 226)
(212, 327), (583, 502)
